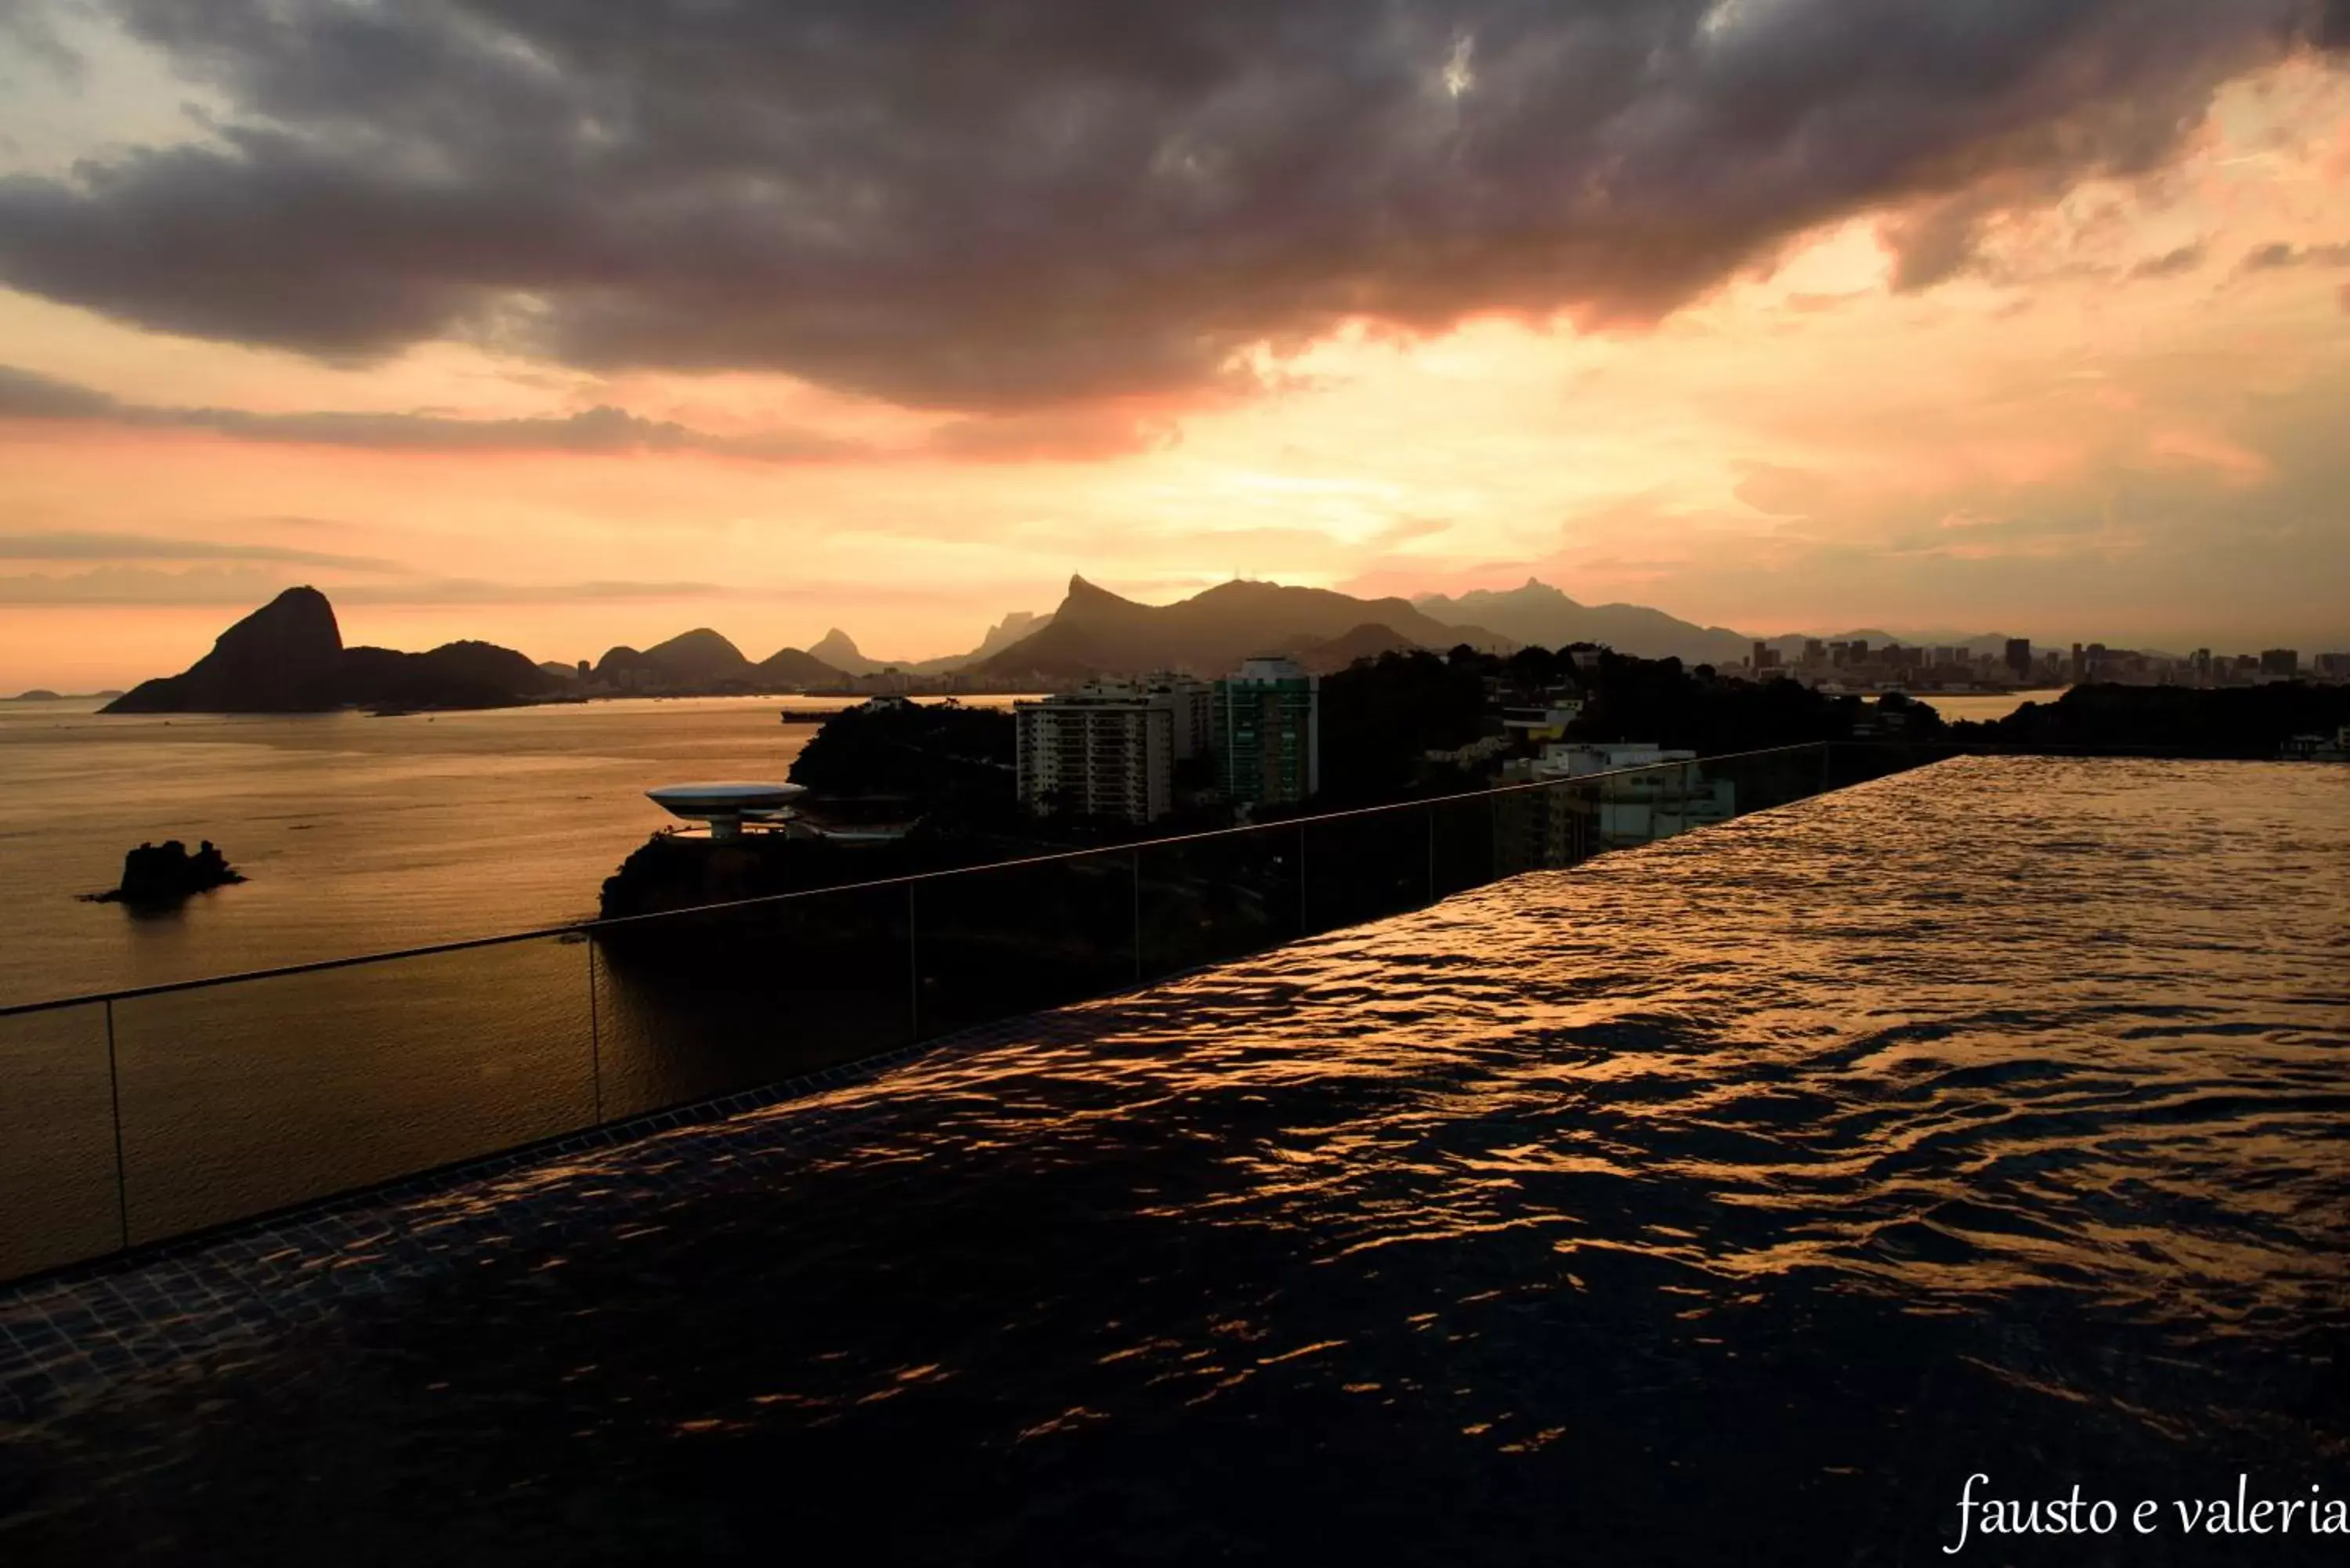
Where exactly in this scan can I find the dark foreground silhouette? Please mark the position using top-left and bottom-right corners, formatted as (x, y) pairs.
(89, 840), (245, 904)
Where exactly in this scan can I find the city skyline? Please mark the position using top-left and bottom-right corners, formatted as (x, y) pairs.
(2, 2), (2349, 689)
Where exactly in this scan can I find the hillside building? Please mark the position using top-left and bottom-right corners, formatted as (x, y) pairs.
(1014, 694), (1174, 824)
(1212, 656), (1320, 810)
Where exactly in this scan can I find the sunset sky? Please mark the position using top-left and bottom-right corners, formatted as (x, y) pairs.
(2, 0), (2348, 691)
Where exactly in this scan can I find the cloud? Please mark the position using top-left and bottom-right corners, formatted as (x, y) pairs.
(1733, 462), (1835, 517)
(0, 363), (858, 460)
(0, 529), (400, 570)
(0, 7), (85, 86)
(922, 408), (1175, 463)
(0, 565), (298, 605)
(331, 579), (732, 606)
(0, 565), (736, 606)
(0, 365), (114, 420)
(2240, 240), (2350, 271)
(0, 0), (2337, 411)
(1372, 516), (1452, 547)
(2128, 241), (2207, 279)
(0, 361), (1158, 464)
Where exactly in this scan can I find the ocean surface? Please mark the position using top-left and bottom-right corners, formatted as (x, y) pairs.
(0, 688), (2055, 1009)
(0, 695), (1029, 1008)
(4, 754), (2345, 1563)
(1924, 686), (2069, 721)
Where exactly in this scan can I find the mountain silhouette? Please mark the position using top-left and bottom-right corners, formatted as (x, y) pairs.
(105, 586), (345, 712)
(1413, 579), (1752, 666)
(593, 627), (844, 690)
(1289, 621), (1424, 674)
(103, 588), (558, 713)
(338, 641), (555, 710)
(808, 628), (877, 677)
(809, 614), (1056, 677)
(594, 627), (754, 685)
(754, 645), (844, 686)
(969, 576), (1509, 678)
(971, 609), (1054, 661)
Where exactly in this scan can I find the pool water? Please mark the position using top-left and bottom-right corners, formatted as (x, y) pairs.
(2, 755), (2345, 1564)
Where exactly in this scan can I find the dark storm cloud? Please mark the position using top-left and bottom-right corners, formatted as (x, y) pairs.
(0, 6), (85, 85)
(0, 0), (2341, 410)
(0, 364), (115, 420)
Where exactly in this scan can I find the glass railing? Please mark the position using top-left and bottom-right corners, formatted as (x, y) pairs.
(0, 741), (1932, 1282)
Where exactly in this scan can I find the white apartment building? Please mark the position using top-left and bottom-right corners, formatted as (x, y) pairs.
(1505, 742), (1737, 849)
(1501, 699), (1587, 742)
(1071, 674), (1213, 760)
(1014, 694), (1175, 823)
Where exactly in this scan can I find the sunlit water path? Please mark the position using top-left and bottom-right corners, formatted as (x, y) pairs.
(2, 756), (2345, 1563)
(0, 695), (1001, 1005)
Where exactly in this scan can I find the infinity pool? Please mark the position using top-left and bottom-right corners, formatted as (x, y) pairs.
(3, 756), (2345, 1563)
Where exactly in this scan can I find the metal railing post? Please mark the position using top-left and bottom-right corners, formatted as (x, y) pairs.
(1489, 785), (1501, 880)
(586, 937), (604, 1125)
(1297, 822), (1309, 934)
(906, 880), (920, 1044)
(1131, 848), (1143, 986)
(104, 997), (128, 1252)
(1425, 801), (1437, 904)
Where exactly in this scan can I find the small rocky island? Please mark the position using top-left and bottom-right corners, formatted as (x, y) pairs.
(92, 840), (247, 905)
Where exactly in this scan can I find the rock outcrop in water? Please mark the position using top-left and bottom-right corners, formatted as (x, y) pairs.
(93, 840), (246, 904)
(102, 588), (557, 714)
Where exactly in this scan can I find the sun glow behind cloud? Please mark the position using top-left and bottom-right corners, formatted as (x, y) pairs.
(0, 16), (2346, 685)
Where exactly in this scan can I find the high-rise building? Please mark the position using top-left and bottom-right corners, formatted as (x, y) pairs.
(2260, 649), (2299, 678)
(1069, 674), (1212, 759)
(1212, 656), (1320, 810)
(1151, 674), (1214, 760)
(1014, 693), (1174, 823)
(2005, 639), (2032, 681)
(1751, 641), (1779, 671)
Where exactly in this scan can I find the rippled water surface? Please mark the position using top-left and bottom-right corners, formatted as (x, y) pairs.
(4, 756), (2347, 1563)
(0, 695), (1018, 1005)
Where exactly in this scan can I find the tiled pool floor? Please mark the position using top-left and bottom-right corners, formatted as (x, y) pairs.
(0, 1027), (1002, 1420)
